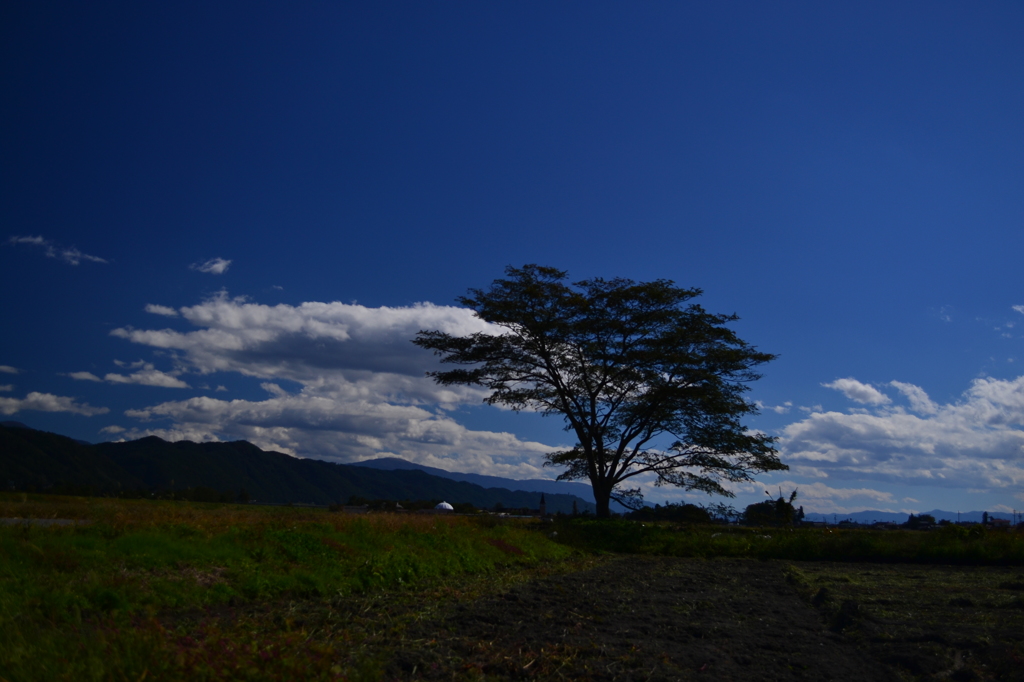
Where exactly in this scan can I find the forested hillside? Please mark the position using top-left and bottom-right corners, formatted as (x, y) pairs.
(0, 424), (594, 513)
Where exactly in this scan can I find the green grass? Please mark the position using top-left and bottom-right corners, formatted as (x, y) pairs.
(0, 493), (573, 681)
(551, 518), (1024, 564)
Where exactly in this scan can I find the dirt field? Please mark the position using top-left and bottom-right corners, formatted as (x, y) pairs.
(371, 556), (1024, 681)
(386, 557), (898, 681)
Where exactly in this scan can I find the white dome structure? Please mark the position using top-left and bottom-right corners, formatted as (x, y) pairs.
(435, 501), (454, 511)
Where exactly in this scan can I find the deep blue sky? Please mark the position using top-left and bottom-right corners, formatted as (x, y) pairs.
(3, 2), (1023, 516)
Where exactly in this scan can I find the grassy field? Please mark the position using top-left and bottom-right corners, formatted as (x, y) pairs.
(2, 495), (1023, 681)
(0, 493), (575, 681)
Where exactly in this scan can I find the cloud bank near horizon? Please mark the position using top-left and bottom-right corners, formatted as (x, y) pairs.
(60, 291), (1024, 510)
(780, 375), (1024, 497)
(107, 293), (560, 479)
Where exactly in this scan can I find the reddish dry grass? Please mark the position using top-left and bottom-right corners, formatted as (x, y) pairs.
(0, 492), (477, 535)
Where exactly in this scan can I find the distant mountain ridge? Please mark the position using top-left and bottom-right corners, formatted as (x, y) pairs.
(0, 424), (596, 513)
(349, 456), (628, 510)
(804, 509), (1017, 524)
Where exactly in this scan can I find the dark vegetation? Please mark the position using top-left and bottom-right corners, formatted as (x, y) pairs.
(414, 264), (784, 517)
(0, 424), (593, 514)
(551, 518), (1024, 564)
(742, 489), (805, 526)
(624, 502), (712, 523)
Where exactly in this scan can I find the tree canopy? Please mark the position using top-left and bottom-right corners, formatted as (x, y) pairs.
(413, 265), (787, 517)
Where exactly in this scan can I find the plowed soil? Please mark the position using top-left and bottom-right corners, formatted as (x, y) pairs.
(385, 556), (898, 681)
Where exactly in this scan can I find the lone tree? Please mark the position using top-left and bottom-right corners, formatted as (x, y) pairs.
(413, 265), (786, 517)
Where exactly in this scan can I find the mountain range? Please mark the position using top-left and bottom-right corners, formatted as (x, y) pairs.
(6, 421), (1011, 523)
(350, 456), (631, 511)
(0, 422), (595, 514)
(804, 509), (1018, 524)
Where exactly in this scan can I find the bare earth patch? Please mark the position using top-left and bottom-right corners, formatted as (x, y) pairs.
(386, 556), (898, 681)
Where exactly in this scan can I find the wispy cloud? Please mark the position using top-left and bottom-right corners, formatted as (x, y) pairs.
(889, 380), (938, 415)
(69, 362), (189, 388)
(105, 361), (188, 388)
(189, 257), (231, 275)
(144, 304), (179, 317)
(0, 392), (108, 416)
(822, 378), (891, 405)
(759, 400), (792, 414)
(67, 371), (102, 382)
(0, 366), (21, 374)
(0, 385), (13, 392)
(8, 235), (108, 265)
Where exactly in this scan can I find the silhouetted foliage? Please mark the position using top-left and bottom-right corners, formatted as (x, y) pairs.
(744, 490), (800, 526)
(626, 502), (712, 523)
(905, 513), (937, 529)
(415, 265), (786, 517)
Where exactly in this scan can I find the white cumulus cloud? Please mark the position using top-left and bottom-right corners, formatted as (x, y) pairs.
(0, 392), (108, 416)
(780, 376), (1024, 491)
(109, 292), (559, 477)
(190, 257), (232, 275)
(111, 292), (494, 401)
(121, 388), (558, 477)
(822, 378), (891, 405)
(68, 371), (102, 382)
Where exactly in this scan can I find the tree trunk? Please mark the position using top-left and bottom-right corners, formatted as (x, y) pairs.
(592, 480), (612, 518)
